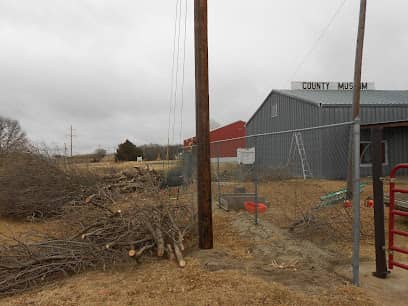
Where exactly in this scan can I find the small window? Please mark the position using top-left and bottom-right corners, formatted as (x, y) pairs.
(360, 141), (388, 167)
(271, 103), (278, 118)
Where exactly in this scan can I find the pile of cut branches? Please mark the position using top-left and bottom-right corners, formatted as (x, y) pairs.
(102, 167), (162, 194)
(0, 152), (101, 219)
(0, 151), (163, 219)
(0, 203), (195, 296)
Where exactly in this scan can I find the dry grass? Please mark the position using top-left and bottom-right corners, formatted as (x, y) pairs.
(75, 160), (181, 173)
(0, 258), (374, 306)
(1, 159), (405, 305)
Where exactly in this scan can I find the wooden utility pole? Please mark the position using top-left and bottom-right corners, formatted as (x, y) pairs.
(194, 0), (213, 249)
(370, 127), (388, 278)
(70, 125), (73, 157)
(351, 0), (367, 286)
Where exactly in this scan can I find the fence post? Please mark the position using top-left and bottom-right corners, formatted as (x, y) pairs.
(371, 127), (388, 278)
(352, 118), (361, 285)
(254, 136), (259, 225)
(217, 142), (221, 208)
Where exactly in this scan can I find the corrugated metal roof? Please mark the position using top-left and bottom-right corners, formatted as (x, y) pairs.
(276, 90), (408, 106)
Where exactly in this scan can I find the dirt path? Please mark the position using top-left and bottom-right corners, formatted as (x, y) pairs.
(194, 210), (349, 294)
(197, 209), (407, 306)
(335, 262), (408, 306)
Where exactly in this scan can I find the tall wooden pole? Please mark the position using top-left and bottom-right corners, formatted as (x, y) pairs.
(70, 125), (73, 157)
(351, 0), (367, 286)
(194, 0), (213, 249)
(370, 127), (388, 278)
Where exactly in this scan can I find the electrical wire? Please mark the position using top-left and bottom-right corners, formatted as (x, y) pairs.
(283, 0), (349, 87)
(179, 0), (188, 145)
(166, 0), (181, 168)
(171, 0), (184, 146)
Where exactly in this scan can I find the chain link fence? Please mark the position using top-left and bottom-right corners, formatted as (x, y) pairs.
(204, 123), (375, 251)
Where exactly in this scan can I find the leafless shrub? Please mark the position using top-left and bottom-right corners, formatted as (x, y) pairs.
(91, 148), (107, 162)
(0, 151), (100, 219)
(0, 116), (28, 154)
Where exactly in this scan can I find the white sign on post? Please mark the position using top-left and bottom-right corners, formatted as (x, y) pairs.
(237, 147), (255, 165)
(291, 81), (375, 91)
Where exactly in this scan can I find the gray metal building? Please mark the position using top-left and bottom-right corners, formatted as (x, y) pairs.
(246, 90), (408, 179)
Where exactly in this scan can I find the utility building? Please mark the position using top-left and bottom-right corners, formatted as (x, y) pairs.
(246, 83), (408, 179)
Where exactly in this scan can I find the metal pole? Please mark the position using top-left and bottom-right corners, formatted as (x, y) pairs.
(194, 0), (213, 249)
(254, 136), (259, 225)
(371, 127), (388, 278)
(352, 118), (361, 286)
(351, 0), (367, 286)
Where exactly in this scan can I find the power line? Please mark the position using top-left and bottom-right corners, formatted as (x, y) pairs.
(283, 0), (349, 86)
(167, 0), (181, 163)
(179, 0), (188, 145)
(171, 0), (184, 145)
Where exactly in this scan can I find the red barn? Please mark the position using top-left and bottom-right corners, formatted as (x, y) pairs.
(183, 120), (246, 162)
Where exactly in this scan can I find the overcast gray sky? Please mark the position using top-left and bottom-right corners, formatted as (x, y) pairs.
(0, 0), (407, 154)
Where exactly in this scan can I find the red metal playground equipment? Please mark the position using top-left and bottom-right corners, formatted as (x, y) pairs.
(388, 164), (408, 270)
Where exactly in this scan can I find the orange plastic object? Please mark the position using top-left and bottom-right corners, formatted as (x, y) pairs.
(366, 199), (374, 208)
(244, 201), (267, 213)
(344, 200), (352, 208)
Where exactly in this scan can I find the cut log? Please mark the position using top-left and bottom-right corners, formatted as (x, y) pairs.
(173, 244), (186, 268)
(128, 249), (136, 257)
(156, 228), (165, 257)
(85, 194), (97, 203)
(166, 244), (175, 261)
(136, 244), (154, 258)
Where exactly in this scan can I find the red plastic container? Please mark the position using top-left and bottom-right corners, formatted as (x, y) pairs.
(244, 201), (267, 214)
(344, 200), (352, 208)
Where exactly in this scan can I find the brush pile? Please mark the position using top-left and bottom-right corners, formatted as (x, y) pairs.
(0, 203), (195, 296)
(102, 167), (162, 194)
(0, 151), (164, 219)
(0, 152), (101, 219)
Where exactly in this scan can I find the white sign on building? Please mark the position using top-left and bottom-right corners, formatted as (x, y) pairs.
(291, 81), (375, 91)
(237, 147), (255, 165)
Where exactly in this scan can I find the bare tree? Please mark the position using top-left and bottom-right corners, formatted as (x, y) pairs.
(92, 148), (107, 162)
(0, 116), (28, 154)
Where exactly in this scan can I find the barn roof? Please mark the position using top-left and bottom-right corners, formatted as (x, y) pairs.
(246, 89), (408, 126)
(276, 90), (408, 106)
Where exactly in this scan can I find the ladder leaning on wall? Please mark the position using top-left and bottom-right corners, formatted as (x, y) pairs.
(287, 132), (313, 179)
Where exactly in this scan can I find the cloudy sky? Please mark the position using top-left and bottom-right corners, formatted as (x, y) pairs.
(0, 0), (407, 154)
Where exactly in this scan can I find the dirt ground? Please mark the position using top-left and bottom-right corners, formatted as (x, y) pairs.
(1, 164), (408, 305)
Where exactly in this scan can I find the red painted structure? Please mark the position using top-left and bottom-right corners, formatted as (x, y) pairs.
(388, 164), (408, 270)
(184, 120), (246, 158)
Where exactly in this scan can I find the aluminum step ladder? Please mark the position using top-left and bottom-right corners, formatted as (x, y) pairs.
(288, 132), (313, 179)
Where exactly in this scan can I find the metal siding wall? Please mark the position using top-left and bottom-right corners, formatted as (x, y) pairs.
(246, 93), (321, 174)
(246, 93), (408, 179)
(385, 127), (408, 176)
(247, 92), (319, 134)
(360, 106), (408, 124)
(359, 127), (408, 177)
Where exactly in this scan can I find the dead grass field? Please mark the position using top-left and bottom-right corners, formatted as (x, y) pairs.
(1, 162), (408, 305)
(74, 159), (181, 173)
(1, 210), (375, 306)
